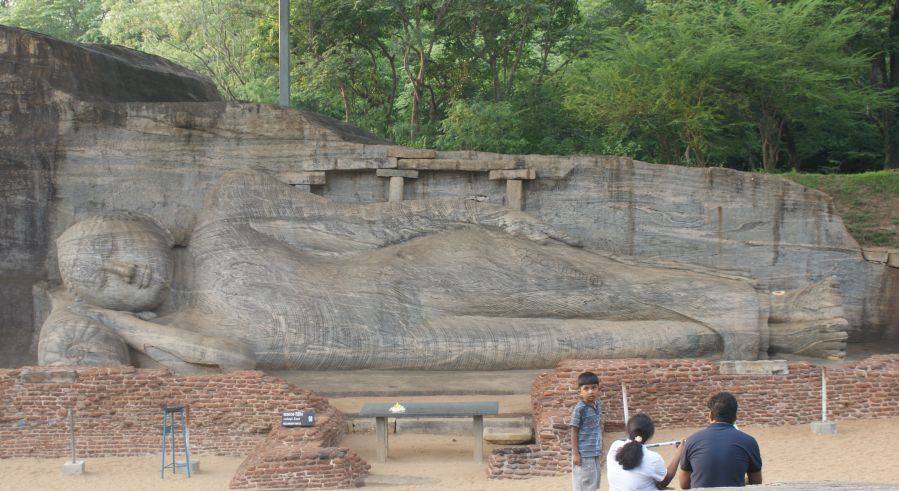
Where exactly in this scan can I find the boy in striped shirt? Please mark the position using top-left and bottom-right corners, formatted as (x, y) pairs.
(570, 371), (603, 491)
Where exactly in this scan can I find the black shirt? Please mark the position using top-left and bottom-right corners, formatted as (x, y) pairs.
(680, 422), (762, 488)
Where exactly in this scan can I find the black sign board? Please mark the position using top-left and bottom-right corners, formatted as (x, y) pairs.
(281, 410), (315, 427)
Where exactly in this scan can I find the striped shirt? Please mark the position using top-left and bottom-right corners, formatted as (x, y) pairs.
(570, 400), (603, 458)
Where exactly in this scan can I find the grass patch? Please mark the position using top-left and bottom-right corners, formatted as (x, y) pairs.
(781, 170), (899, 248)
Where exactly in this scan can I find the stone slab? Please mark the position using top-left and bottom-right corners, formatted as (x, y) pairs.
(719, 360), (789, 375)
(63, 460), (85, 475)
(483, 425), (533, 444)
(385, 416), (531, 436)
(811, 420), (838, 434)
(276, 171), (326, 186)
(358, 401), (498, 418)
(173, 460), (199, 474)
(888, 252), (899, 268)
(398, 159), (517, 172)
(19, 367), (77, 384)
(376, 169), (419, 179)
(489, 169), (536, 180)
(862, 248), (890, 263)
(336, 158), (392, 170)
(385, 147), (437, 159)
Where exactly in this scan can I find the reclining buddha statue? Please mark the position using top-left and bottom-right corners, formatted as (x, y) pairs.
(38, 170), (849, 372)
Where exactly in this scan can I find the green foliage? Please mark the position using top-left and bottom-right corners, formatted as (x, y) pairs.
(437, 100), (529, 153)
(783, 170), (899, 247)
(1, 0), (107, 42)
(563, 0), (885, 169)
(101, 0), (273, 101)
(6, 0), (899, 174)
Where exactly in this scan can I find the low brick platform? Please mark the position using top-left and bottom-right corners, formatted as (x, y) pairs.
(489, 355), (899, 479)
(229, 419), (369, 489)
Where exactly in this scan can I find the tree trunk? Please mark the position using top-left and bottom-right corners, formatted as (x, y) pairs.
(339, 81), (351, 123)
(884, 0), (899, 169)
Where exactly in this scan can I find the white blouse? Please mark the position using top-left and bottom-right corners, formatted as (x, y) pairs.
(606, 439), (667, 491)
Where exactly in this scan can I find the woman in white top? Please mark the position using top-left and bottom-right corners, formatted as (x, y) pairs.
(607, 413), (683, 491)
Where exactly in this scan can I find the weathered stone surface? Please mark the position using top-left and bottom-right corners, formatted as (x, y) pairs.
(484, 426), (534, 445)
(38, 170), (853, 371)
(719, 360), (789, 375)
(277, 171), (327, 186)
(506, 179), (524, 210)
(489, 169), (536, 180)
(385, 147), (436, 159)
(398, 158), (518, 171)
(862, 248), (891, 263)
(810, 421), (838, 434)
(889, 252), (899, 268)
(376, 169), (419, 179)
(1, 27), (894, 367)
(336, 157), (394, 170)
(18, 367), (77, 384)
(0, 26), (223, 367)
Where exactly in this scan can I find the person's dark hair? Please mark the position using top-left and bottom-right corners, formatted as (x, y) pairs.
(577, 371), (599, 387)
(616, 413), (655, 470)
(708, 391), (738, 424)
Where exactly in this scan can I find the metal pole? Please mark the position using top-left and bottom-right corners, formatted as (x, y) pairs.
(278, 0), (290, 107)
(68, 408), (76, 464)
(621, 383), (629, 424)
(821, 368), (827, 422)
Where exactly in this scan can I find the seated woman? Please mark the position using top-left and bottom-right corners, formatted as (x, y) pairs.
(607, 414), (683, 491)
(38, 169), (848, 372)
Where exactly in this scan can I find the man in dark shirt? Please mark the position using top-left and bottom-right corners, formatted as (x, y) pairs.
(678, 392), (763, 488)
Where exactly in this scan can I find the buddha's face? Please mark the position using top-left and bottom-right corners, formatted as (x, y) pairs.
(57, 216), (173, 311)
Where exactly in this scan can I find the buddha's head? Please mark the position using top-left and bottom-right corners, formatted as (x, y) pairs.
(57, 214), (174, 311)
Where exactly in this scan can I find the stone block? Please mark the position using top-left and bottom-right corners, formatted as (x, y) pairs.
(719, 360), (789, 375)
(173, 460), (200, 474)
(376, 169), (419, 179)
(335, 158), (389, 170)
(484, 426), (534, 445)
(861, 248), (889, 263)
(385, 147), (437, 159)
(889, 252), (899, 268)
(811, 421), (837, 434)
(301, 158), (337, 171)
(276, 171), (326, 186)
(398, 159), (517, 172)
(63, 460), (85, 475)
(19, 368), (77, 384)
(489, 169), (536, 180)
(393, 416), (531, 435)
(506, 179), (524, 210)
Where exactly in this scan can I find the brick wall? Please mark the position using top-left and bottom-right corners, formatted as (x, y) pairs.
(489, 355), (899, 479)
(0, 366), (337, 458)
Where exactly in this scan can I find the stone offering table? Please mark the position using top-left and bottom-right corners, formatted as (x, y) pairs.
(359, 401), (499, 463)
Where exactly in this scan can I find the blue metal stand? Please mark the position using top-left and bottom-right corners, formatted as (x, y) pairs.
(161, 405), (191, 478)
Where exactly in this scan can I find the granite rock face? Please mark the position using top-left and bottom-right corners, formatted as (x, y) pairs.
(1, 26), (894, 368)
(0, 26), (221, 367)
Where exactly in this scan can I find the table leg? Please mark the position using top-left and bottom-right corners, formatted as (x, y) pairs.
(473, 415), (484, 463)
(375, 416), (388, 463)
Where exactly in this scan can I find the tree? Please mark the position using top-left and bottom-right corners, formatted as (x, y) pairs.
(101, 0), (271, 101)
(0, 0), (107, 42)
(854, 0), (899, 169)
(563, 0), (883, 170)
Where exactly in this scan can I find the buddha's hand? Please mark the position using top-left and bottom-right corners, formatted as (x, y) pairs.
(68, 302), (134, 325)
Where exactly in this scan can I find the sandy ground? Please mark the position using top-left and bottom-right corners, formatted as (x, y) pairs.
(2, 416), (898, 490)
